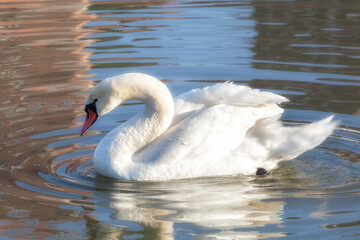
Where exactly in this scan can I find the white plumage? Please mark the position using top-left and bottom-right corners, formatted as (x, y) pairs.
(80, 73), (338, 181)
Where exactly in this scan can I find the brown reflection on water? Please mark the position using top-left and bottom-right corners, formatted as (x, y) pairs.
(0, 0), (97, 238)
(0, 0), (95, 160)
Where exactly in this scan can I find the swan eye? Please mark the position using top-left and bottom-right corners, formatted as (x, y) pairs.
(85, 98), (98, 115)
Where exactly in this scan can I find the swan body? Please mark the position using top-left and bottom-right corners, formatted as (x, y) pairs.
(80, 73), (338, 181)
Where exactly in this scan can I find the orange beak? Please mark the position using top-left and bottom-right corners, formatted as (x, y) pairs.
(80, 109), (98, 136)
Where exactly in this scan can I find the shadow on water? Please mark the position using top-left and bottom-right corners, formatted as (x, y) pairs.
(0, 0), (359, 239)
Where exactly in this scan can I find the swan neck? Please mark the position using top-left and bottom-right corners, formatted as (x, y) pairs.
(123, 76), (174, 122)
(95, 74), (175, 179)
(114, 74), (174, 152)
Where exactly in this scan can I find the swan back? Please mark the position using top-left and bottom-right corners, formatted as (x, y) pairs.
(172, 82), (288, 125)
(176, 82), (288, 107)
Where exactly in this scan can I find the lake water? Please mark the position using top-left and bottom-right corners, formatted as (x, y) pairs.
(0, 0), (359, 239)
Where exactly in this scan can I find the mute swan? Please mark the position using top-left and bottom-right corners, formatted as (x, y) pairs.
(80, 73), (338, 181)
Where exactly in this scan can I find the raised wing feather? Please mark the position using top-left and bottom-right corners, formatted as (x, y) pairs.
(172, 82), (288, 125)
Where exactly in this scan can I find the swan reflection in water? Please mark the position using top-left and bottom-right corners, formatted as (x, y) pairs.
(90, 175), (285, 239)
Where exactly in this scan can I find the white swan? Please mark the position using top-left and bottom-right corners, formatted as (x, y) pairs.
(80, 73), (338, 181)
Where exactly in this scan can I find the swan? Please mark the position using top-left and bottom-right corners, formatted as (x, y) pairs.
(80, 73), (338, 181)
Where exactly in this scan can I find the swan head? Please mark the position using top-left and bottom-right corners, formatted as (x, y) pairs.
(80, 73), (174, 136)
(80, 77), (123, 135)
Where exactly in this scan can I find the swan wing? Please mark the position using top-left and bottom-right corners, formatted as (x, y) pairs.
(133, 103), (284, 180)
(172, 82), (288, 125)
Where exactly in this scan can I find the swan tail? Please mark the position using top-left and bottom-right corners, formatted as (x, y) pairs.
(240, 115), (339, 171)
(270, 115), (339, 161)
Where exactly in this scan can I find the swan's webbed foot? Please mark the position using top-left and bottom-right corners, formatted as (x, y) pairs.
(256, 167), (268, 176)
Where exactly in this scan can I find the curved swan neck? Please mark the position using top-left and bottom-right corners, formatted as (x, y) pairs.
(94, 73), (175, 179)
(95, 73), (174, 173)
(111, 73), (174, 119)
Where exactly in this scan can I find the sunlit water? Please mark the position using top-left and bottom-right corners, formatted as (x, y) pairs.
(0, 0), (359, 239)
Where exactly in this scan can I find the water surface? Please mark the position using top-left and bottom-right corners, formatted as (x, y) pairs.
(0, 0), (359, 239)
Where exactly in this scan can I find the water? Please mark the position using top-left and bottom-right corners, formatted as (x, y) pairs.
(0, 0), (359, 239)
